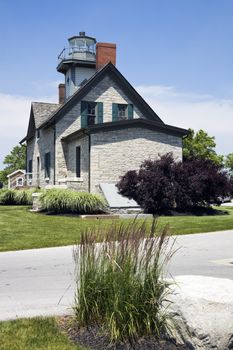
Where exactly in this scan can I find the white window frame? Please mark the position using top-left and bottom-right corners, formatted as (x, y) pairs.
(16, 177), (24, 187)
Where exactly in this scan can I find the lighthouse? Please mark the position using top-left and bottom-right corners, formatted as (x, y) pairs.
(57, 32), (116, 101)
(57, 32), (97, 99)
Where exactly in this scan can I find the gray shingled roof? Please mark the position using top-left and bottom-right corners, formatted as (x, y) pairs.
(32, 102), (60, 128)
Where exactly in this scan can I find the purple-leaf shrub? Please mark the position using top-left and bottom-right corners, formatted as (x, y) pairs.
(117, 154), (233, 215)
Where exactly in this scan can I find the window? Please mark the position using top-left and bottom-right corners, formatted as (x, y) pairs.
(112, 103), (134, 121)
(76, 146), (81, 178)
(36, 130), (40, 139)
(37, 156), (40, 173)
(45, 152), (51, 179)
(28, 159), (33, 179)
(16, 177), (24, 187)
(87, 102), (97, 126)
(118, 104), (128, 120)
(71, 67), (76, 84)
(81, 101), (103, 128)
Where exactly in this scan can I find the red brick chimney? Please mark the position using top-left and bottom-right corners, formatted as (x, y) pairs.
(58, 83), (65, 104)
(96, 43), (116, 70)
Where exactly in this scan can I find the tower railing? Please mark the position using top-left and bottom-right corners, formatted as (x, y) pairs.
(58, 46), (96, 62)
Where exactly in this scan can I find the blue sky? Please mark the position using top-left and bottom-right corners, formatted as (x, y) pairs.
(0, 0), (233, 168)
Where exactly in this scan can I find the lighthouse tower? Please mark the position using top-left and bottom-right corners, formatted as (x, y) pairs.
(57, 32), (97, 99)
(57, 32), (116, 103)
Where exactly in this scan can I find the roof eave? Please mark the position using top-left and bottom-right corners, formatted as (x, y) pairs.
(62, 119), (189, 142)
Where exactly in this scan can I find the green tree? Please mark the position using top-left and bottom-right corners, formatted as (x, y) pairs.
(183, 129), (223, 166)
(0, 144), (26, 184)
(225, 153), (233, 172)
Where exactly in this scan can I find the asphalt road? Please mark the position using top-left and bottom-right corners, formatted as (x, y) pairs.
(0, 230), (233, 321)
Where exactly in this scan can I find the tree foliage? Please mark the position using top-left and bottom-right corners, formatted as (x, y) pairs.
(183, 129), (223, 166)
(117, 154), (233, 215)
(225, 153), (233, 172)
(0, 144), (26, 184)
(174, 157), (232, 210)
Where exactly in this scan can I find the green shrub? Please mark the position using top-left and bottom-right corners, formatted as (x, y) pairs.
(40, 189), (106, 214)
(73, 220), (174, 344)
(0, 189), (36, 205)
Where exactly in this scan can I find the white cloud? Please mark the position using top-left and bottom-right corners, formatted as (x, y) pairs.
(0, 92), (56, 170)
(136, 85), (233, 155)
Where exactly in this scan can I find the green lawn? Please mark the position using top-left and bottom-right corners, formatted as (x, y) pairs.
(0, 205), (233, 252)
(0, 317), (88, 350)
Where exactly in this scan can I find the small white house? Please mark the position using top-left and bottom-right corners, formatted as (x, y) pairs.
(7, 170), (25, 189)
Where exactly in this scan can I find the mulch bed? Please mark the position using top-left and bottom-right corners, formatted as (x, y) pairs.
(58, 316), (188, 350)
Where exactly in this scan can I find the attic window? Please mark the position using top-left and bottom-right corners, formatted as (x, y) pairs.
(81, 101), (103, 127)
(118, 104), (128, 120)
(87, 102), (97, 126)
(37, 130), (40, 139)
(112, 103), (134, 121)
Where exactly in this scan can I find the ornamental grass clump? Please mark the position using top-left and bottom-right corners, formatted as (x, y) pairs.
(40, 189), (106, 214)
(0, 189), (35, 205)
(74, 220), (175, 345)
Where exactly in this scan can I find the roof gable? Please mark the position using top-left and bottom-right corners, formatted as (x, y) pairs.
(21, 102), (60, 142)
(24, 106), (36, 141)
(32, 102), (60, 128)
(40, 63), (164, 129)
(7, 169), (25, 178)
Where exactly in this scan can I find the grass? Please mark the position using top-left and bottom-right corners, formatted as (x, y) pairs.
(0, 205), (233, 252)
(0, 317), (88, 350)
(40, 189), (106, 214)
(74, 220), (173, 344)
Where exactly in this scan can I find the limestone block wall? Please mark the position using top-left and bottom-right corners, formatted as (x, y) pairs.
(84, 75), (143, 122)
(90, 128), (182, 193)
(55, 73), (143, 183)
(64, 135), (89, 191)
(55, 103), (81, 182)
(27, 127), (55, 187)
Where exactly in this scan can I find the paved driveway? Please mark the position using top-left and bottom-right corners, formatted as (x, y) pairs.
(169, 230), (233, 279)
(0, 230), (233, 321)
(0, 245), (75, 321)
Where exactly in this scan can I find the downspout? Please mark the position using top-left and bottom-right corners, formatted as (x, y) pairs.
(88, 133), (91, 193)
(83, 130), (91, 193)
(53, 125), (56, 185)
(25, 141), (28, 178)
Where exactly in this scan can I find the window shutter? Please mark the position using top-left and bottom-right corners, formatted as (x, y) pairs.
(76, 146), (81, 177)
(112, 103), (118, 122)
(81, 101), (88, 128)
(128, 104), (134, 119)
(97, 102), (103, 124)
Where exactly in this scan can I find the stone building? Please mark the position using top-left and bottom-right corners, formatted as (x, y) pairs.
(21, 32), (188, 194)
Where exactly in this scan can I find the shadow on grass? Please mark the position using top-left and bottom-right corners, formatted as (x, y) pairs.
(161, 206), (229, 217)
